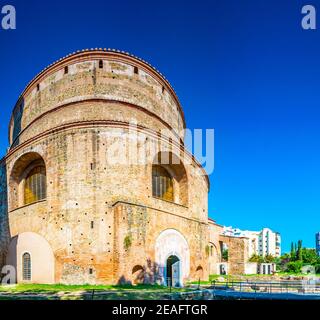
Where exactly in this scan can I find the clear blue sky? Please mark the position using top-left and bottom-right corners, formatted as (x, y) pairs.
(0, 0), (319, 253)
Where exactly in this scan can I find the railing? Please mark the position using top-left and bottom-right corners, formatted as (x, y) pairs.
(210, 280), (320, 295)
(166, 277), (182, 292)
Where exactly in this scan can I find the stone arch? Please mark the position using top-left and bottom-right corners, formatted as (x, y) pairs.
(131, 265), (145, 284)
(6, 232), (54, 284)
(155, 229), (190, 286)
(208, 242), (221, 274)
(9, 152), (47, 210)
(195, 265), (204, 279)
(152, 151), (188, 206)
(209, 242), (221, 261)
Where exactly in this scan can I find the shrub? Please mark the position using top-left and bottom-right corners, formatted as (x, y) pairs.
(249, 254), (264, 263)
(285, 261), (303, 273)
(264, 254), (275, 263)
(124, 235), (132, 250)
(222, 249), (228, 262)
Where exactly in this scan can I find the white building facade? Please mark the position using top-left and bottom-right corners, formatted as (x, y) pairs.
(222, 227), (281, 258)
(259, 228), (281, 257)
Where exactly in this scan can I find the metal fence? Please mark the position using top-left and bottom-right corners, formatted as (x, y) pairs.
(210, 279), (320, 295)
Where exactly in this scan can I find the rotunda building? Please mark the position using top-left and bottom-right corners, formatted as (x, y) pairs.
(0, 49), (209, 285)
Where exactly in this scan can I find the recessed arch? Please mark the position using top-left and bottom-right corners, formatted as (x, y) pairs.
(166, 255), (180, 287)
(152, 165), (173, 201)
(195, 265), (204, 279)
(208, 242), (221, 275)
(209, 242), (220, 260)
(155, 229), (190, 286)
(152, 151), (188, 206)
(131, 265), (145, 284)
(9, 152), (47, 209)
(6, 232), (54, 284)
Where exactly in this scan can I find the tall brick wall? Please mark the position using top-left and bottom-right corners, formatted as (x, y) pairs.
(9, 51), (186, 147)
(113, 203), (208, 284)
(219, 235), (250, 275)
(1, 50), (210, 284)
(207, 220), (223, 274)
(0, 161), (9, 267)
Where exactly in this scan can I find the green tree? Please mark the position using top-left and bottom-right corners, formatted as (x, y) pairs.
(265, 254), (275, 263)
(249, 254), (260, 262)
(302, 248), (318, 264)
(276, 240), (320, 274)
(290, 242), (295, 261)
(222, 249), (228, 262)
(276, 254), (290, 272)
(297, 240), (303, 261)
(249, 254), (264, 263)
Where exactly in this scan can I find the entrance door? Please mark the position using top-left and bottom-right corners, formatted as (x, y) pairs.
(166, 255), (180, 287)
(172, 260), (180, 287)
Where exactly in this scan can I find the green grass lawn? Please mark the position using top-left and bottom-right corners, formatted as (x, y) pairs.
(188, 273), (320, 285)
(189, 274), (278, 284)
(0, 283), (190, 300)
(276, 272), (320, 277)
(0, 283), (170, 293)
(2, 274), (318, 300)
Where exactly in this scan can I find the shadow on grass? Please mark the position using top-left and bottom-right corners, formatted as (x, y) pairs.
(0, 283), (189, 300)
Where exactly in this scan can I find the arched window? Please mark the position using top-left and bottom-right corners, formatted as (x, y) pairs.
(24, 166), (46, 205)
(152, 165), (173, 202)
(22, 253), (31, 281)
(152, 152), (188, 206)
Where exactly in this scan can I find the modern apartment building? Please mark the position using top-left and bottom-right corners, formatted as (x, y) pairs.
(222, 226), (281, 257)
(259, 228), (281, 257)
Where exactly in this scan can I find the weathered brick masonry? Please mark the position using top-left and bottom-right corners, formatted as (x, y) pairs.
(0, 49), (214, 285)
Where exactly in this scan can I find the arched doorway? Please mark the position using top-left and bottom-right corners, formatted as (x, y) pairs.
(155, 229), (190, 287)
(166, 255), (180, 287)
